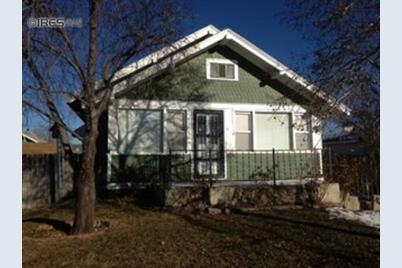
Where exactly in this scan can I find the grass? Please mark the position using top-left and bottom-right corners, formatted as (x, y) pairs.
(23, 200), (379, 268)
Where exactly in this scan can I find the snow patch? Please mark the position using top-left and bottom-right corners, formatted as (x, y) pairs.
(326, 207), (380, 229)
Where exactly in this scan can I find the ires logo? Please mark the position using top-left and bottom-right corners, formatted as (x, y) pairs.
(27, 17), (82, 28)
(24, 0), (82, 28)
(27, 17), (64, 28)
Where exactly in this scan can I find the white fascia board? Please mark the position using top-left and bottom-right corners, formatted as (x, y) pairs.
(223, 29), (351, 115)
(111, 26), (351, 115)
(113, 29), (232, 95)
(224, 29), (287, 73)
(112, 25), (220, 81)
(68, 25), (220, 105)
(22, 133), (38, 143)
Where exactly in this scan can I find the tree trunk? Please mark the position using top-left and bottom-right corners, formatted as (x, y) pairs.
(71, 126), (98, 234)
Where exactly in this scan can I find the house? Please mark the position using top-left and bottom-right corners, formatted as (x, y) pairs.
(22, 131), (57, 155)
(323, 130), (369, 156)
(68, 25), (349, 192)
(22, 131), (47, 143)
(22, 131), (62, 208)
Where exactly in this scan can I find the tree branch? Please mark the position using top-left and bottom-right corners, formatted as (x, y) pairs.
(23, 100), (83, 142)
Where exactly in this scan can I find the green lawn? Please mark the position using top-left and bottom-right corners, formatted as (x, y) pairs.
(23, 200), (379, 268)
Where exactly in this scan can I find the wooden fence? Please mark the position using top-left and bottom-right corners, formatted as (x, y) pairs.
(322, 148), (380, 201)
(22, 143), (57, 155)
(22, 150), (74, 208)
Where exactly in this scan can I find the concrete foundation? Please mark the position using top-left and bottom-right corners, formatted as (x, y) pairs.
(209, 187), (235, 206)
(164, 184), (310, 209)
(320, 183), (341, 205)
(164, 186), (208, 209)
(343, 193), (361, 211)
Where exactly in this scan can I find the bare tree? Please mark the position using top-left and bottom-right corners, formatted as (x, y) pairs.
(284, 0), (380, 186)
(22, 0), (189, 234)
(285, 0), (379, 138)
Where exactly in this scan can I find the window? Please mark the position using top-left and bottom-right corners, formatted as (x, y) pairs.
(196, 114), (206, 145)
(255, 113), (291, 150)
(234, 112), (252, 150)
(294, 114), (312, 150)
(206, 58), (238, 80)
(117, 109), (163, 153)
(209, 114), (219, 145)
(167, 110), (186, 150)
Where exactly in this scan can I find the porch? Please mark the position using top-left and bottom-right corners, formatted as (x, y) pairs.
(107, 148), (323, 189)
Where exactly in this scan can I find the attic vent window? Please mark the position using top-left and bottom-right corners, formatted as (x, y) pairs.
(206, 58), (238, 81)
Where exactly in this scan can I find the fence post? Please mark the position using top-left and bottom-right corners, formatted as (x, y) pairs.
(208, 149), (212, 187)
(160, 154), (164, 189)
(54, 138), (62, 202)
(272, 148), (276, 186)
(328, 147), (333, 178)
(48, 155), (56, 204)
(166, 149), (172, 188)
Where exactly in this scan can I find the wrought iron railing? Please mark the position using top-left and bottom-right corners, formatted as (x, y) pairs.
(110, 149), (323, 186)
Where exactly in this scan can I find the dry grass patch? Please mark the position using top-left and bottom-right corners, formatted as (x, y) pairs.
(23, 200), (379, 268)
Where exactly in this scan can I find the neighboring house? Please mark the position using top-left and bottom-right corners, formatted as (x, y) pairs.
(324, 133), (369, 156)
(70, 144), (83, 154)
(22, 131), (56, 155)
(22, 131), (64, 208)
(22, 131), (47, 143)
(68, 25), (349, 190)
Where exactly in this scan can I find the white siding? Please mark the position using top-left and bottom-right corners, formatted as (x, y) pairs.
(108, 99), (321, 154)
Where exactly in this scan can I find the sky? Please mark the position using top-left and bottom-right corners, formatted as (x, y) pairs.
(187, 0), (312, 70)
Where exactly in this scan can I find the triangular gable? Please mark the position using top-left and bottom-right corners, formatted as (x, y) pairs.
(109, 25), (350, 115)
(70, 25), (350, 116)
(119, 46), (295, 106)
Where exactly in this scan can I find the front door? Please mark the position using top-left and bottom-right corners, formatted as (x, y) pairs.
(194, 110), (224, 179)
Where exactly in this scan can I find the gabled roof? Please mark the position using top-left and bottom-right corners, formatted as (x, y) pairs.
(71, 25), (350, 116)
(112, 25), (220, 82)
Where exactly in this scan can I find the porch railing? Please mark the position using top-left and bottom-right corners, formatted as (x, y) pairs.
(110, 149), (323, 186)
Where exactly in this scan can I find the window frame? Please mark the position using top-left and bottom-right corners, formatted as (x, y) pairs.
(293, 113), (312, 150)
(206, 58), (239, 81)
(234, 111), (253, 150)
